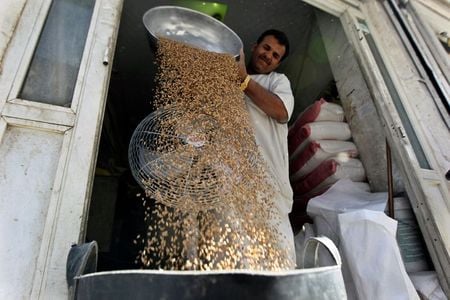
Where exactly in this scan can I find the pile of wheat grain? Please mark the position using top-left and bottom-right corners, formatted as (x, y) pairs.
(135, 38), (291, 270)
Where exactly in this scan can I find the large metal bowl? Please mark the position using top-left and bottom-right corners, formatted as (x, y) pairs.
(143, 6), (242, 57)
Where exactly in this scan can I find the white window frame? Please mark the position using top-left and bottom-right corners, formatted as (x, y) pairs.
(0, 0), (123, 298)
(304, 0), (450, 295)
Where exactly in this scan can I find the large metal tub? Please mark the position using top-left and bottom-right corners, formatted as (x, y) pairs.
(71, 238), (346, 299)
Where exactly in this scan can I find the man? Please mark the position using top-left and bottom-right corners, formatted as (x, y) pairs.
(237, 29), (296, 268)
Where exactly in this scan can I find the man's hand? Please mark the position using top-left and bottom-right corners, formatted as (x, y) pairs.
(237, 48), (248, 82)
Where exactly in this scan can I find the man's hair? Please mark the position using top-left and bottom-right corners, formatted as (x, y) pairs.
(256, 29), (290, 61)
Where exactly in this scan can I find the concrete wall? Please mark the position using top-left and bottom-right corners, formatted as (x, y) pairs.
(413, 0), (450, 51)
(0, 0), (27, 73)
(316, 10), (404, 192)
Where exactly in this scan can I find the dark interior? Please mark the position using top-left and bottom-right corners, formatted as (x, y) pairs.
(85, 0), (339, 271)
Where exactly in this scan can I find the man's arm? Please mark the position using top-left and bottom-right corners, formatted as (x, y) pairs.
(244, 79), (289, 123)
(238, 49), (289, 123)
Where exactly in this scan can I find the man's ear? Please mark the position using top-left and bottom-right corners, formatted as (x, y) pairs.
(251, 43), (257, 52)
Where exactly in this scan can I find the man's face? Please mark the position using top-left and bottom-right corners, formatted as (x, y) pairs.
(249, 35), (286, 74)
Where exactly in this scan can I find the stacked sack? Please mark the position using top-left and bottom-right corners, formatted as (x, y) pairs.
(288, 98), (369, 230)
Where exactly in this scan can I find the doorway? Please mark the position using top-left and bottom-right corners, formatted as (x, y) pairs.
(85, 0), (401, 271)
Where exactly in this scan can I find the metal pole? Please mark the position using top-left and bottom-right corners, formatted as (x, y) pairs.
(386, 139), (394, 219)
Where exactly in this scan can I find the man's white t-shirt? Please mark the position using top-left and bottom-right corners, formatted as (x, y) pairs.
(245, 72), (296, 267)
(245, 72), (295, 215)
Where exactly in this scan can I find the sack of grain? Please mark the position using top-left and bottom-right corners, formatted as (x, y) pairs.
(288, 99), (344, 140)
(290, 140), (358, 182)
(288, 122), (352, 160)
(292, 157), (366, 195)
(292, 181), (371, 214)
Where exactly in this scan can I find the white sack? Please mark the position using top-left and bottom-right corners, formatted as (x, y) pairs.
(290, 140), (358, 181)
(409, 271), (446, 300)
(302, 181), (371, 201)
(311, 157), (366, 192)
(307, 179), (386, 243)
(339, 210), (419, 300)
(307, 179), (419, 300)
(288, 99), (344, 138)
(290, 121), (352, 159)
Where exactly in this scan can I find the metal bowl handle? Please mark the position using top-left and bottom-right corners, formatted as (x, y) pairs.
(301, 236), (342, 268)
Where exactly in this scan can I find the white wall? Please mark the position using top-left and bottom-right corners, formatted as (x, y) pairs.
(413, 0), (450, 42)
(0, 0), (27, 73)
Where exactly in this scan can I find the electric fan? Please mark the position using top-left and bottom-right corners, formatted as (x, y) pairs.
(128, 108), (241, 211)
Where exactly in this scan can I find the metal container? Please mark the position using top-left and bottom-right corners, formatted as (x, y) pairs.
(142, 6), (243, 57)
(72, 237), (347, 299)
